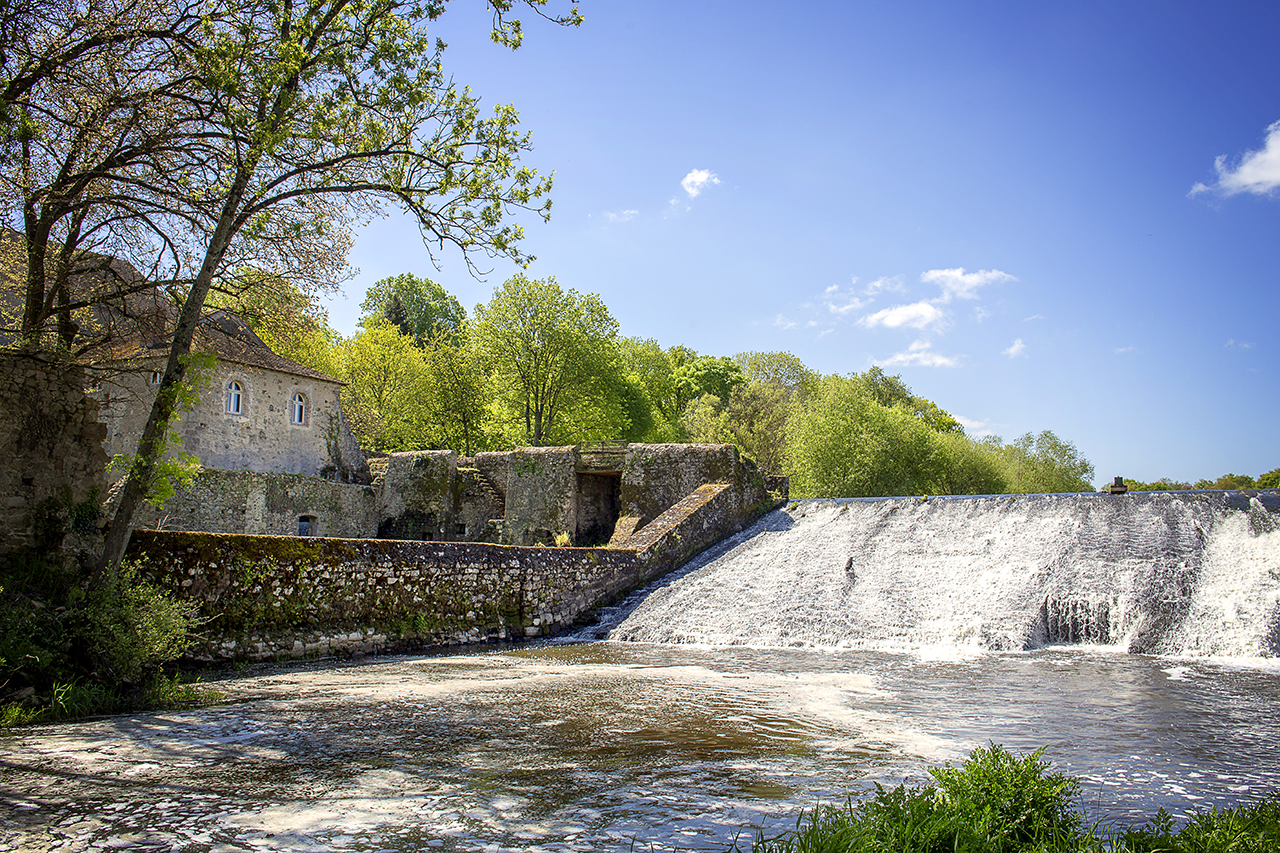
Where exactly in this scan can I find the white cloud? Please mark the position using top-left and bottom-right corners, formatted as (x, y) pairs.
(1024, 314), (1046, 321)
(974, 307), (991, 322)
(1191, 120), (1280, 197)
(602, 209), (638, 223)
(921, 267), (1016, 302)
(877, 340), (959, 368)
(681, 168), (721, 197)
(820, 281), (869, 316)
(1114, 345), (1136, 354)
(1003, 338), (1026, 358)
(863, 275), (906, 295)
(954, 414), (996, 438)
(774, 314), (798, 330)
(1225, 339), (1255, 349)
(859, 301), (947, 330)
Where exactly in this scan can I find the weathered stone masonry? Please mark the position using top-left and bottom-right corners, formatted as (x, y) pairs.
(126, 473), (775, 660)
(0, 349), (107, 563)
(3, 351), (786, 660)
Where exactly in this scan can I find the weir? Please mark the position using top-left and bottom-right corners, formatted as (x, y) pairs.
(610, 491), (1280, 657)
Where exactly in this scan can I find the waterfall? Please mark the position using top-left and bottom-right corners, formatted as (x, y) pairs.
(609, 492), (1280, 657)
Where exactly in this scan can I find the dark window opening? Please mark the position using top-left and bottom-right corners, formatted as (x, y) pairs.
(298, 515), (316, 536)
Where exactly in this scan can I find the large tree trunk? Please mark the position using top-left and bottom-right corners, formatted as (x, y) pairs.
(93, 178), (249, 581)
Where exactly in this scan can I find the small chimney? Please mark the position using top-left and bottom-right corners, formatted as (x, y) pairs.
(1109, 476), (1128, 495)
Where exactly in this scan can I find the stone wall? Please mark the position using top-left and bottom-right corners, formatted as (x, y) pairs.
(95, 358), (367, 482)
(501, 446), (579, 545)
(128, 469), (379, 538)
(124, 452), (784, 661)
(0, 349), (108, 561)
(612, 443), (775, 546)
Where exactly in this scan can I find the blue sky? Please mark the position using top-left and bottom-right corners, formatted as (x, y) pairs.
(331, 1), (1280, 486)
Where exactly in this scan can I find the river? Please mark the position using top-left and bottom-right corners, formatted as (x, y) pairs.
(2, 494), (1278, 852)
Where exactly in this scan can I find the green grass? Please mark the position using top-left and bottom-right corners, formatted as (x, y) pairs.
(1, 672), (223, 728)
(737, 745), (1280, 853)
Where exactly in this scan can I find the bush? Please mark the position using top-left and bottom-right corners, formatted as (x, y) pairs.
(1, 552), (204, 724)
(80, 562), (198, 685)
(737, 745), (1280, 853)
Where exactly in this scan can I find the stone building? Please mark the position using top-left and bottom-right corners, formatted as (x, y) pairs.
(95, 310), (368, 484)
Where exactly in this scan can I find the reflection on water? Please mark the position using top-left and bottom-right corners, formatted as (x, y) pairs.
(2, 643), (1279, 852)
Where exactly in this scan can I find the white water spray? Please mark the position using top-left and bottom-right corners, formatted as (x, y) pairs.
(611, 493), (1280, 657)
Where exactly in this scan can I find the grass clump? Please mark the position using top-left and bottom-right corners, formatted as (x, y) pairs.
(739, 744), (1280, 853)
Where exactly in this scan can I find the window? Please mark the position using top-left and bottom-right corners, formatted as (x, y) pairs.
(290, 391), (307, 425)
(226, 380), (243, 414)
(149, 370), (162, 385)
(298, 515), (316, 536)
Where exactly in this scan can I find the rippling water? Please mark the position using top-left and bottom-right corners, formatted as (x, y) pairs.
(4, 494), (1278, 851)
(3, 644), (1279, 852)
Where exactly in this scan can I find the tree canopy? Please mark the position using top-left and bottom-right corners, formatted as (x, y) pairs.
(360, 273), (467, 346)
(475, 273), (624, 446)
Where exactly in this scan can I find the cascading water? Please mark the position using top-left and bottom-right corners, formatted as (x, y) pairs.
(610, 492), (1280, 656)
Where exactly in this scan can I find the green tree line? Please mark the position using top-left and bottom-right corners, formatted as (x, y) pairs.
(238, 272), (1101, 499)
(1126, 470), (1280, 491)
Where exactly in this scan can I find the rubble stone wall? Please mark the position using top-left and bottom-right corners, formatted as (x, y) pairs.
(0, 349), (108, 561)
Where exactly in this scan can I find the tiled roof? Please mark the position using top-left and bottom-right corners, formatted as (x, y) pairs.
(186, 311), (342, 384)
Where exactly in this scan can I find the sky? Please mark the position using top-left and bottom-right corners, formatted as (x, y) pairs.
(329, 0), (1280, 487)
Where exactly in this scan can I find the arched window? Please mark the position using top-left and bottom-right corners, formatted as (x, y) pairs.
(226, 380), (243, 414)
(291, 391), (307, 425)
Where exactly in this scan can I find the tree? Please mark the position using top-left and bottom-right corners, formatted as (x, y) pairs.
(419, 329), (490, 455)
(338, 319), (432, 453)
(735, 350), (816, 395)
(475, 274), (625, 446)
(1, 0), (213, 352)
(94, 0), (578, 574)
(1194, 473), (1257, 490)
(672, 355), (746, 411)
(724, 380), (791, 472)
(997, 431), (1095, 494)
(785, 374), (943, 498)
(360, 272), (466, 346)
(1258, 468), (1280, 489)
(617, 336), (682, 441)
(855, 366), (963, 434)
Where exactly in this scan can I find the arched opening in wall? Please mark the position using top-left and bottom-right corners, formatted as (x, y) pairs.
(575, 472), (621, 546)
(290, 391), (307, 425)
(298, 515), (317, 536)
(226, 380), (243, 414)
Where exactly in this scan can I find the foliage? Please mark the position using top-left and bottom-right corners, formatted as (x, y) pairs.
(1194, 473), (1257, 490)
(1125, 477), (1194, 492)
(1259, 468), (1280, 489)
(996, 431), (1096, 494)
(739, 744), (1280, 853)
(80, 561), (197, 684)
(338, 319), (434, 453)
(618, 337), (685, 440)
(785, 374), (944, 498)
(0, 549), (206, 724)
(475, 274), (628, 446)
(673, 355), (747, 411)
(736, 350), (818, 395)
(682, 393), (732, 446)
(934, 432), (1013, 497)
(361, 273), (467, 347)
(418, 329), (492, 455)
